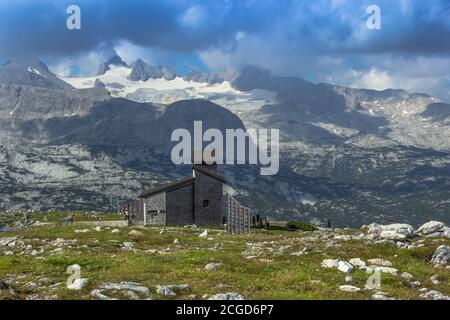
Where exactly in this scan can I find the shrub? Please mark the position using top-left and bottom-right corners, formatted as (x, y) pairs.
(286, 220), (318, 231)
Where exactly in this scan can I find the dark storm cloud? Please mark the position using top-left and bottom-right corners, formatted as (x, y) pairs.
(0, 0), (284, 58)
(1, 0), (450, 59)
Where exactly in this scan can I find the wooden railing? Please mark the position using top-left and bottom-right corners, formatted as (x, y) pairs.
(227, 195), (251, 234)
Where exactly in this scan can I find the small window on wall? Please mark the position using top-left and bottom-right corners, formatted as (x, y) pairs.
(203, 200), (209, 208)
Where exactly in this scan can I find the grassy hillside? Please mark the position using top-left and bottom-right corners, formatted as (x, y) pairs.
(0, 213), (449, 300)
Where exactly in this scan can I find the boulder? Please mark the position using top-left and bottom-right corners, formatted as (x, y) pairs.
(349, 258), (366, 268)
(367, 223), (414, 240)
(100, 282), (150, 296)
(208, 292), (245, 300)
(91, 282), (152, 300)
(380, 230), (406, 241)
(416, 221), (446, 235)
(321, 259), (339, 268)
(431, 245), (449, 267)
(442, 227), (450, 239)
(367, 224), (382, 240)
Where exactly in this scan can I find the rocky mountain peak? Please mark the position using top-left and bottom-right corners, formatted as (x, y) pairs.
(97, 54), (129, 75)
(128, 59), (176, 81)
(0, 58), (72, 90)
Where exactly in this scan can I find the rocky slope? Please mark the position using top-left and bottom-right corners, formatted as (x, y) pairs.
(1, 56), (450, 226)
(0, 215), (449, 300)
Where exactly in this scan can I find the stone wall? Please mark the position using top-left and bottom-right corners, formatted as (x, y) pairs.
(143, 192), (166, 225)
(194, 170), (223, 226)
(166, 184), (194, 225)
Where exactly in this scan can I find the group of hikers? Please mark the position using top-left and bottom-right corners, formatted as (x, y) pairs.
(252, 214), (270, 229)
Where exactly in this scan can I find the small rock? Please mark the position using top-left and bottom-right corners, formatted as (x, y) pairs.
(199, 230), (208, 238)
(372, 291), (395, 300)
(38, 278), (54, 286)
(94, 226), (103, 232)
(431, 245), (449, 266)
(205, 263), (222, 271)
(406, 281), (421, 288)
(67, 278), (89, 290)
(91, 289), (116, 300)
(122, 242), (135, 250)
(60, 215), (74, 225)
(367, 259), (392, 267)
(344, 276), (353, 283)
(208, 292), (245, 300)
(337, 261), (354, 273)
(129, 230), (144, 236)
(339, 285), (360, 292)
(99, 282), (151, 297)
(111, 229), (120, 233)
(0, 280), (8, 290)
(74, 229), (90, 234)
(397, 242), (410, 249)
(400, 272), (414, 280)
(374, 266), (399, 275)
(156, 284), (190, 296)
(420, 290), (450, 300)
(430, 274), (441, 285)
(174, 238), (179, 244)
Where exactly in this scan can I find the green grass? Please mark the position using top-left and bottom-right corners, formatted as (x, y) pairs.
(0, 216), (449, 300)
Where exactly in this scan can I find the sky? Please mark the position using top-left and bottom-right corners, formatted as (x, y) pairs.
(1, 0), (450, 101)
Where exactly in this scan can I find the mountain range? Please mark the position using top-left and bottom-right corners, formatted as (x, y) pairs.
(0, 55), (450, 227)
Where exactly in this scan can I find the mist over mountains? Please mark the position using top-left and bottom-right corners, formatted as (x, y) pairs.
(1, 54), (450, 227)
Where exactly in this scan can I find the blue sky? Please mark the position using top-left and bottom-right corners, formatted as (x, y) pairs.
(1, 0), (450, 100)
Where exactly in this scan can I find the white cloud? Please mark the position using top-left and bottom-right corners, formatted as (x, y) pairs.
(350, 68), (394, 90)
(114, 41), (156, 65)
(179, 5), (205, 28)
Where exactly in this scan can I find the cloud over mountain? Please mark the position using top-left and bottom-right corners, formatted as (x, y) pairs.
(1, 0), (449, 100)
